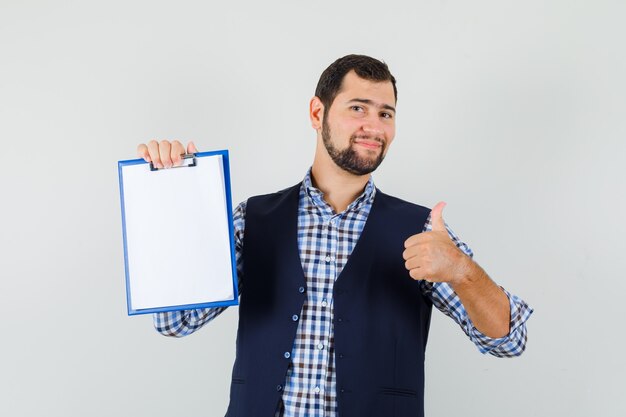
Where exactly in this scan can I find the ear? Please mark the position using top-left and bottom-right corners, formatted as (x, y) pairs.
(309, 96), (324, 131)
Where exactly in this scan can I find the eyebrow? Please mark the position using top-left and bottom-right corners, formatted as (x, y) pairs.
(347, 98), (396, 113)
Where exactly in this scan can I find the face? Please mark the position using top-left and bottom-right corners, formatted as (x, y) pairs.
(320, 71), (396, 175)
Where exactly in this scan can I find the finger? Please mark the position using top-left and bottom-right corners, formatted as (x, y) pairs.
(404, 233), (427, 249)
(408, 268), (426, 281)
(147, 140), (162, 168)
(171, 140), (185, 166)
(430, 201), (447, 232)
(402, 246), (421, 262)
(404, 256), (423, 271)
(159, 140), (173, 168)
(187, 141), (198, 154)
(137, 144), (150, 162)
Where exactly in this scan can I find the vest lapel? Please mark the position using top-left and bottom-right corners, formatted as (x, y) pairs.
(334, 189), (382, 288)
(276, 183), (307, 287)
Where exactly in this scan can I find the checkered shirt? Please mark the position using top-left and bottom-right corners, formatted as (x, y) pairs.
(154, 169), (534, 417)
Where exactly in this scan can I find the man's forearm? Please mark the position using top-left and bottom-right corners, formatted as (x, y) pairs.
(451, 257), (510, 338)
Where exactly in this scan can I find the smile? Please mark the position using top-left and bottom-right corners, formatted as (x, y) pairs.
(353, 138), (383, 150)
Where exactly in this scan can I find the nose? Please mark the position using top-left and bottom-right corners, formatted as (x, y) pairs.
(362, 121), (384, 136)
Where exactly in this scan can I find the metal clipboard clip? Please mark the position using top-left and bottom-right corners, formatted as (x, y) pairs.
(149, 153), (197, 171)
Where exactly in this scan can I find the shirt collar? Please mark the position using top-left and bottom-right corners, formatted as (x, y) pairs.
(302, 168), (376, 214)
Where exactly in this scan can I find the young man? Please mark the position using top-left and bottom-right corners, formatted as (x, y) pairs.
(137, 55), (533, 417)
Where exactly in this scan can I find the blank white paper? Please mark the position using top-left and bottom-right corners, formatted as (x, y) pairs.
(121, 154), (235, 311)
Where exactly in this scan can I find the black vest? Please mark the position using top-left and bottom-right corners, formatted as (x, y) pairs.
(227, 184), (432, 417)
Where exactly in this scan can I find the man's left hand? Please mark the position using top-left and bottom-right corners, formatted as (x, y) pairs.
(402, 202), (470, 285)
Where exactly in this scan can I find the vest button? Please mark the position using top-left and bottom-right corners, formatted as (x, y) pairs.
(339, 354), (344, 359)
(284, 351), (291, 359)
(298, 286), (305, 294)
(276, 385), (283, 392)
(337, 318), (342, 323)
(292, 314), (299, 321)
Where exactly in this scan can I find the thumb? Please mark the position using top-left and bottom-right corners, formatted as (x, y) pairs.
(430, 201), (447, 232)
(187, 141), (198, 154)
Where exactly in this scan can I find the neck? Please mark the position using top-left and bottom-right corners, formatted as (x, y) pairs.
(311, 142), (371, 213)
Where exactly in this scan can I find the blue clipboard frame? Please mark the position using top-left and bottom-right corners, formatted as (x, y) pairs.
(118, 149), (239, 315)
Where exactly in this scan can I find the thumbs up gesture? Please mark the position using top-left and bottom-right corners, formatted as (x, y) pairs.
(402, 202), (469, 285)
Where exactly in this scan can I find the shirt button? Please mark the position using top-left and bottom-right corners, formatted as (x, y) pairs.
(321, 299), (328, 307)
(298, 286), (306, 294)
(325, 255), (331, 263)
(317, 343), (324, 350)
(284, 351), (291, 359)
(276, 385), (283, 392)
(292, 314), (299, 321)
(314, 386), (321, 394)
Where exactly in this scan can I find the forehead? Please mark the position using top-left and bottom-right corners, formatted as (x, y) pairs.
(334, 71), (396, 106)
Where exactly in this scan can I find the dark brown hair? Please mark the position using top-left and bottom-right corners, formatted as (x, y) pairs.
(315, 54), (397, 114)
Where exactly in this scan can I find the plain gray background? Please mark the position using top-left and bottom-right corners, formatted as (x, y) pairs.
(1, 1), (625, 416)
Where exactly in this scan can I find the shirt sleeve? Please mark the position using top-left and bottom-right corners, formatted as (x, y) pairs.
(419, 213), (534, 357)
(152, 200), (247, 337)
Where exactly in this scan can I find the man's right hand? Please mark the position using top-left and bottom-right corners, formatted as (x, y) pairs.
(137, 140), (198, 168)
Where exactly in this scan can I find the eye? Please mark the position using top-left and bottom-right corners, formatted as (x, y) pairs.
(381, 112), (394, 119)
(351, 105), (364, 112)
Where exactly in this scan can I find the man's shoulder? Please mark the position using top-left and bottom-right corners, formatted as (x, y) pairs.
(373, 190), (431, 233)
(245, 183), (302, 214)
(375, 189), (431, 215)
(248, 183), (300, 202)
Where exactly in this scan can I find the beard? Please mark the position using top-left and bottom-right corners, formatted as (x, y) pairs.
(322, 118), (387, 176)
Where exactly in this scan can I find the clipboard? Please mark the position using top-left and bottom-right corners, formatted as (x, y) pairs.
(118, 150), (239, 315)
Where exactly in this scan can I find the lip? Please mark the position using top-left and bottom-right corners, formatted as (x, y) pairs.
(353, 139), (382, 149)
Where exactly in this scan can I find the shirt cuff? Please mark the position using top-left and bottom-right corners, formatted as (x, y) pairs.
(467, 288), (534, 357)
(153, 307), (226, 337)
